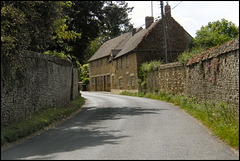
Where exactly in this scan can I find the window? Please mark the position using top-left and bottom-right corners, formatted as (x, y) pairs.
(116, 59), (118, 70)
(107, 75), (110, 85)
(112, 76), (114, 85)
(126, 55), (129, 68)
(91, 77), (94, 86)
(126, 74), (129, 87)
(119, 78), (123, 88)
(131, 76), (134, 87)
(106, 57), (109, 64)
(97, 76), (99, 85)
(91, 62), (93, 67)
(100, 59), (103, 66)
(97, 60), (99, 66)
(121, 57), (124, 69)
(101, 76), (103, 85)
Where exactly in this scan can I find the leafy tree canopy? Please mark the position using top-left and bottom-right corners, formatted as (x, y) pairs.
(1, 1), (133, 65)
(178, 18), (239, 64)
(64, 1), (133, 64)
(193, 18), (239, 49)
(1, 1), (74, 57)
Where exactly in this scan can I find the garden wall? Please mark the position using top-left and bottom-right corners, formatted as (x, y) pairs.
(1, 51), (79, 124)
(146, 38), (239, 110)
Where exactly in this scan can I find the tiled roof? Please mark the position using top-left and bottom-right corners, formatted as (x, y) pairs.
(88, 32), (131, 62)
(114, 29), (147, 59)
(88, 16), (188, 62)
(88, 20), (160, 62)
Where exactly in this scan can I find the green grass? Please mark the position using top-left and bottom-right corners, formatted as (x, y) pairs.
(120, 90), (239, 149)
(1, 95), (85, 146)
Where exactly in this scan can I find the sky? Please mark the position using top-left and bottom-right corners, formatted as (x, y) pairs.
(125, 1), (239, 38)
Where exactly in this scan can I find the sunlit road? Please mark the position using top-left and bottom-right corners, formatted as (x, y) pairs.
(1, 92), (238, 160)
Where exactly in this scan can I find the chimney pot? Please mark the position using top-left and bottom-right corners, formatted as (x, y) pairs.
(145, 16), (154, 29)
(132, 28), (136, 36)
(165, 4), (171, 17)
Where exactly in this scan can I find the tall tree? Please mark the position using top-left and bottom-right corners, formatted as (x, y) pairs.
(1, 1), (133, 64)
(102, 1), (133, 39)
(63, 1), (133, 64)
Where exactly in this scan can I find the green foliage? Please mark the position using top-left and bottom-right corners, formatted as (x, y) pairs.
(83, 36), (104, 64)
(79, 63), (89, 84)
(65, 1), (133, 63)
(138, 60), (163, 89)
(44, 50), (67, 60)
(193, 18), (239, 49)
(177, 18), (239, 65)
(101, 1), (134, 39)
(1, 1), (69, 54)
(1, 1), (134, 64)
(177, 46), (206, 64)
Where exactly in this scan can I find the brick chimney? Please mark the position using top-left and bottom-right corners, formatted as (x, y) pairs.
(165, 3), (171, 17)
(145, 16), (154, 29)
(132, 28), (136, 36)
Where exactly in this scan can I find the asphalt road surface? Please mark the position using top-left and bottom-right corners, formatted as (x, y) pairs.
(1, 92), (239, 160)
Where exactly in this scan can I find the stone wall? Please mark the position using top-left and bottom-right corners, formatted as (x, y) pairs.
(184, 40), (239, 109)
(146, 38), (239, 109)
(1, 51), (79, 124)
(147, 62), (185, 94)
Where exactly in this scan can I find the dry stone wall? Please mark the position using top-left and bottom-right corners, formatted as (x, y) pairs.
(1, 51), (79, 124)
(146, 38), (239, 110)
(184, 46), (239, 109)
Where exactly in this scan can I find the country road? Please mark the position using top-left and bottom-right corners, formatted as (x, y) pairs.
(1, 91), (239, 160)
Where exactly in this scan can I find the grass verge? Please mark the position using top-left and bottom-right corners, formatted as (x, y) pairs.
(1, 95), (85, 146)
(120, 90), (239, 150)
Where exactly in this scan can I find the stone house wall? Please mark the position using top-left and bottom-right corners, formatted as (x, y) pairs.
(111, 52), (139, 94)
(137, 16), (193, 63)
(88, 15), (193, 93)
(1, 51), (79, 124)
(89, 56), (112, 91)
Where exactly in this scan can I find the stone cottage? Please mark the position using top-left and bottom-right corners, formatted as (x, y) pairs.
(88, 4), (193, 93)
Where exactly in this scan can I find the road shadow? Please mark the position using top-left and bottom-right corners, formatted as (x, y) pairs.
(1, 104), (166, 160)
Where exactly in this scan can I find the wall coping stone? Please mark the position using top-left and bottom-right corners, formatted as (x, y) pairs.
(187, 37), (239, 66)
(22, 50), (73, 67)
(158, 62), (184, 70)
